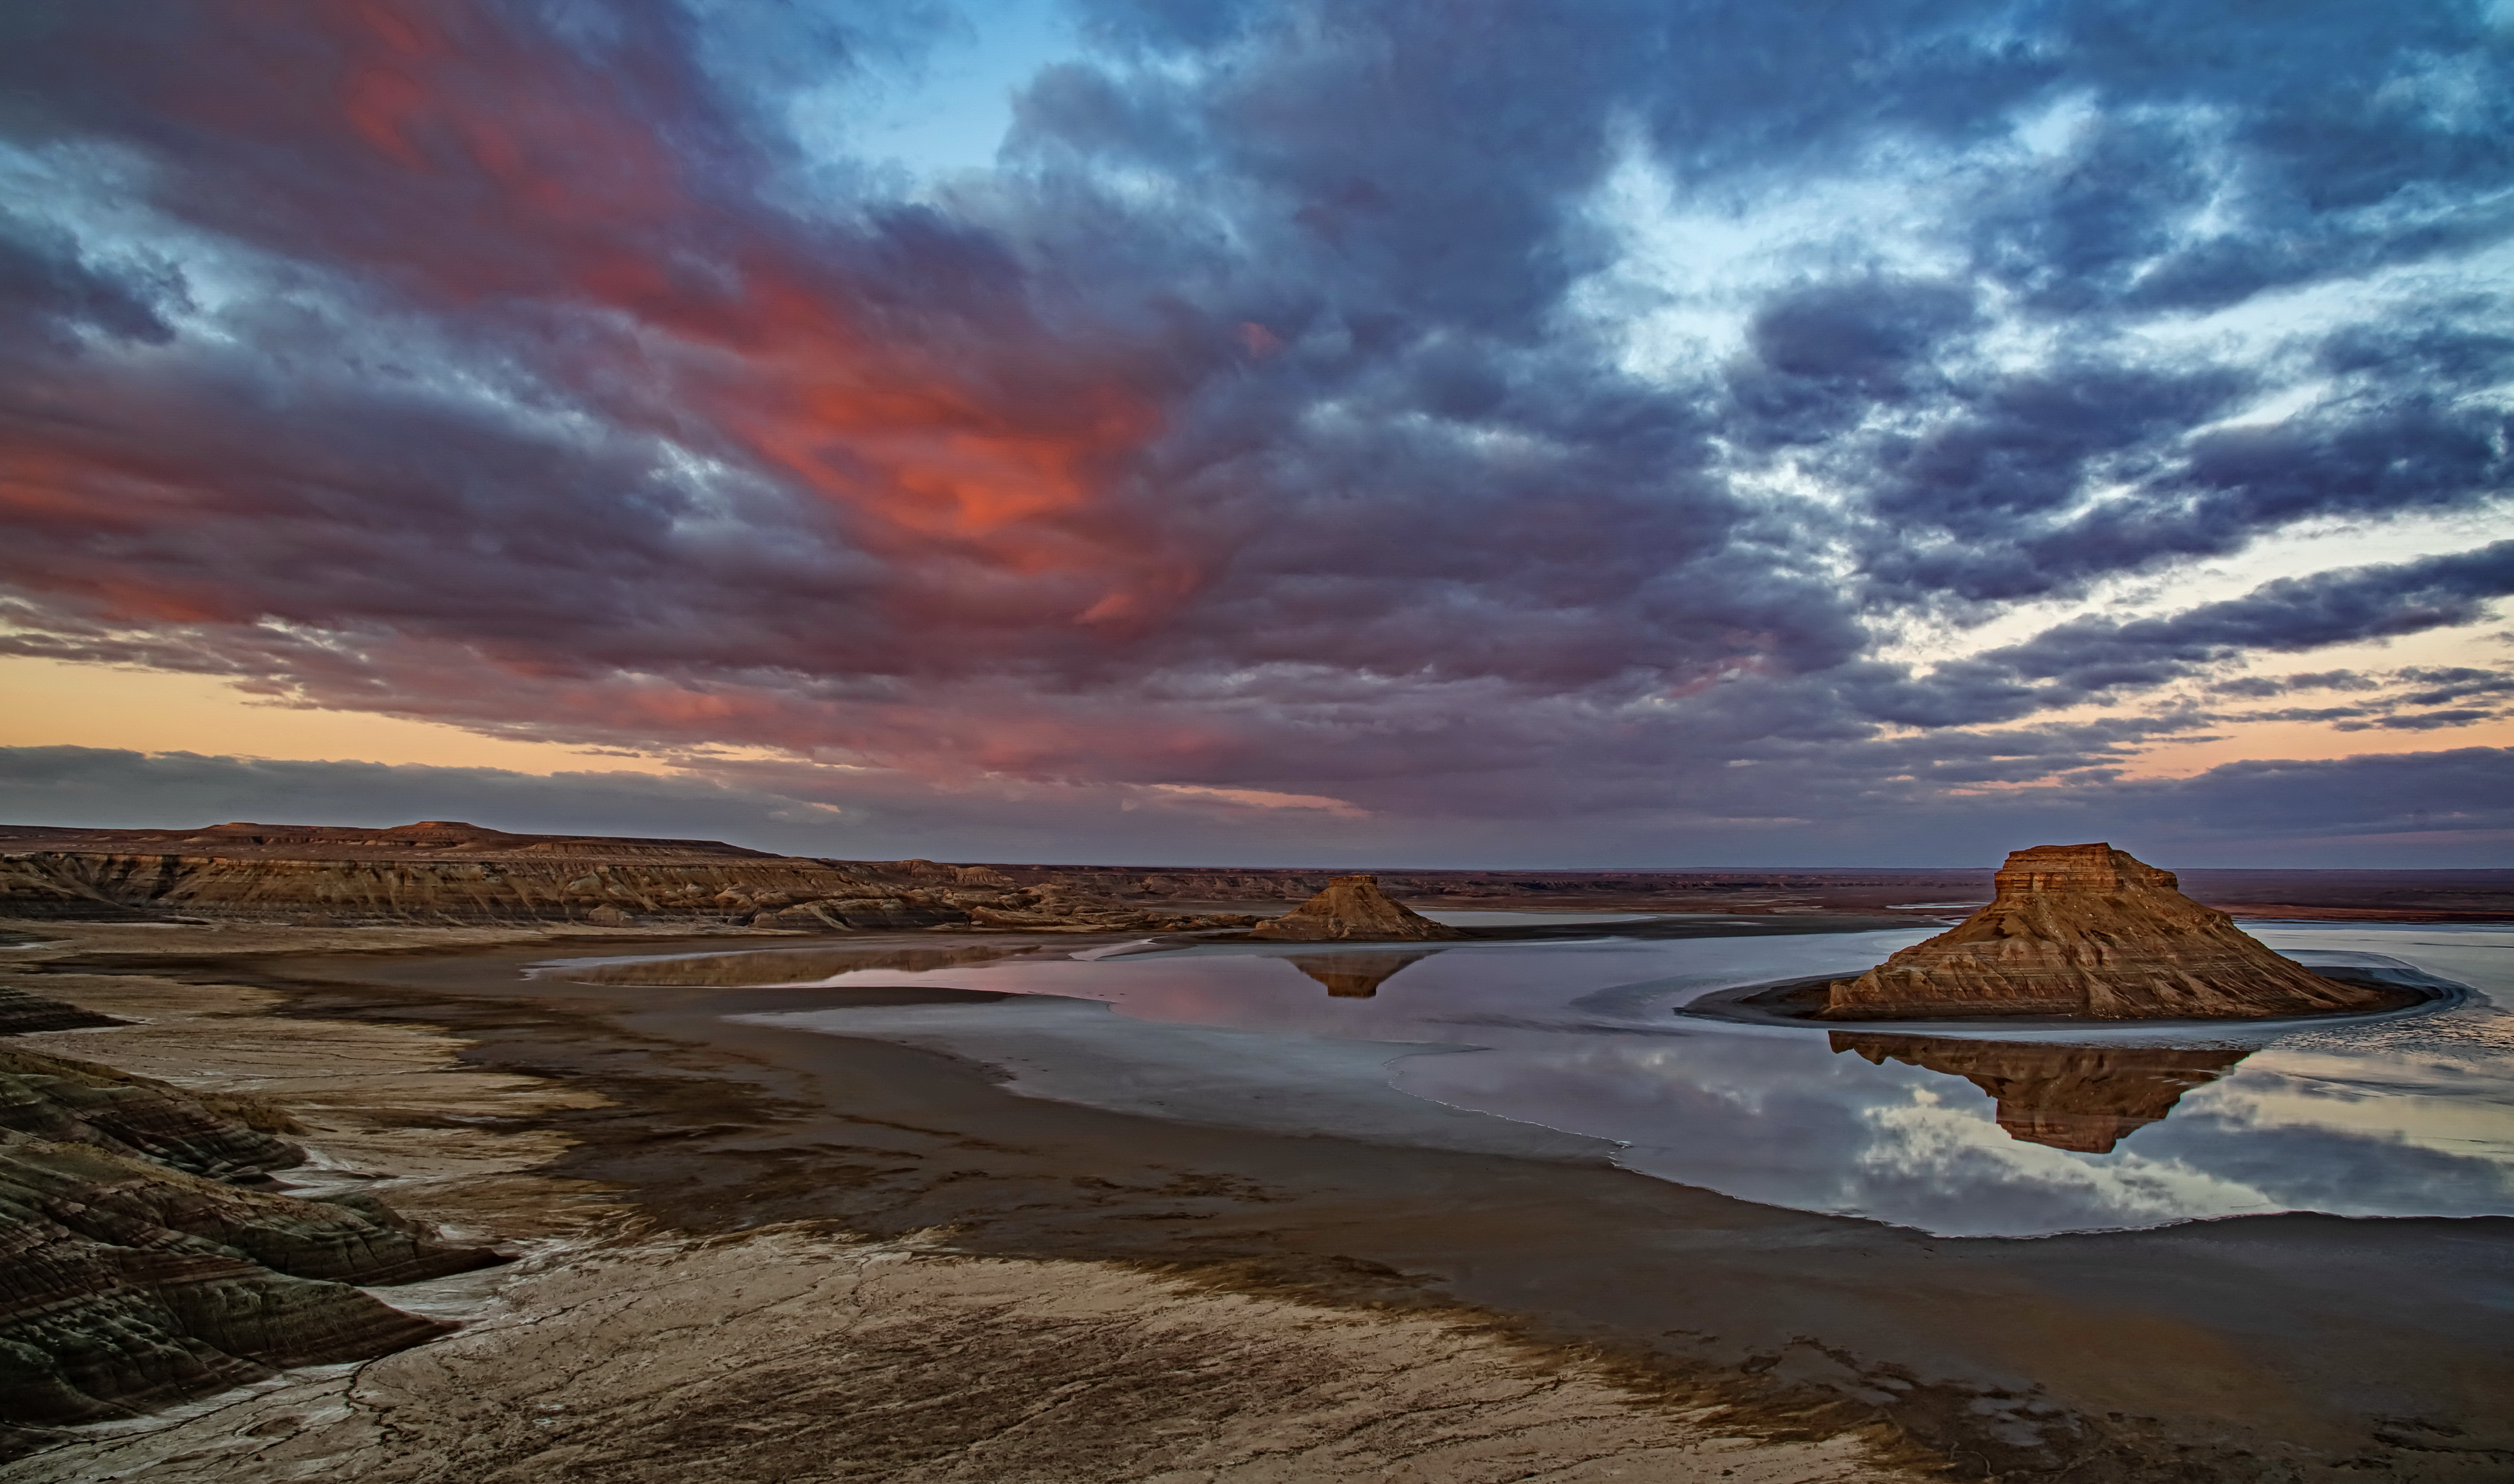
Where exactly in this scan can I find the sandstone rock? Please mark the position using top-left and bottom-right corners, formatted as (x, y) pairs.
(1822, 842), (2396, 1021)
(768, 897), (967, 932)
(1248, 877), (1466, 943)
(1830, 1034), (2251, 1152)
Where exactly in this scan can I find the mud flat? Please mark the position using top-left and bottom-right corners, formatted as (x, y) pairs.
(5, 920), (2510, 1482)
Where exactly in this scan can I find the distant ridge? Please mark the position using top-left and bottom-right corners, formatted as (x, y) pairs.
(0, 820), (777, 863)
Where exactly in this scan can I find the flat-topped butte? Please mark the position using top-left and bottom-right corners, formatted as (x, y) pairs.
(1823, 842), (2397, 1021)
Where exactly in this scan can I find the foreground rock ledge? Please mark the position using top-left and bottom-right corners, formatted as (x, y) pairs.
(1822, 842), (2397, 1021)
(1249, 875), (1468, 943)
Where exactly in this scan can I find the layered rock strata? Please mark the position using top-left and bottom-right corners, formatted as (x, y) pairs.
(0, 1133), (493, 1426)
(0, 1047), (303, 1180)
(1249, 877), (1467, 943)
(1831, 1035), (2250, 1153)
(0, 1046), (503, 1430)
(1822, 843), (2394, 1021)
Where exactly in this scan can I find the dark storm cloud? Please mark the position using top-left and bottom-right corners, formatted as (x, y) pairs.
(0, 0), (2507, 860)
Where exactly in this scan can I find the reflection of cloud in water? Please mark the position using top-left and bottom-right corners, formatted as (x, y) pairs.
(2125, 1113), (2514, 1219)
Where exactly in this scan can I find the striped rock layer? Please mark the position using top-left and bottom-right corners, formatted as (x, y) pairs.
(1822, 843), (2394, 1021)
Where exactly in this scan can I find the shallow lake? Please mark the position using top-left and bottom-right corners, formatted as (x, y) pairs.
(555, 919), (2514, 1237)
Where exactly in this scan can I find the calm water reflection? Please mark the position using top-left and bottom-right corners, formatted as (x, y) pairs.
(581, 921), (2514, 1237)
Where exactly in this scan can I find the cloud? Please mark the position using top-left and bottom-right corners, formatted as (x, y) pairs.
(7, 742), (2510, 870)
(1856, 543), (2514, 726)
(0, 0), (2507, 862)
(2333, 709), (2501, 733)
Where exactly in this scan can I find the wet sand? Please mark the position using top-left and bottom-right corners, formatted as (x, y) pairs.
(10, 924), (2513, 1481)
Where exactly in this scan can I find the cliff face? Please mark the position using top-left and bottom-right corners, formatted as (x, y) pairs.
(0, 1051), (503, 1430)
(1831, 1034), (2250, 1152)
(1823, 843), (2395, 1021)
(1247, 876), (1467, 943)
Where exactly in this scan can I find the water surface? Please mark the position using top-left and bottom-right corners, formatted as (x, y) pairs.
(557, 921), (2513, 1237)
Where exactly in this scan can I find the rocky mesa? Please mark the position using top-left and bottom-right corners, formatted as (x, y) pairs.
(1247, 875), (1467, 943)
(1821, 842), (2402, 1021)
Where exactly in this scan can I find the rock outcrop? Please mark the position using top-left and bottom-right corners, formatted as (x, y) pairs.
(1831, 1034), (2251, 1152)
(1248, 877), (1467, 943)
(1822, 843), (2397, 1021)
(0, 1047), (504, 1430)
(0, 1132), (498, 1426)
(0, 1047), (304, 1181)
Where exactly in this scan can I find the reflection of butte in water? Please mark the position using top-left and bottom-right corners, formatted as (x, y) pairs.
(1283, 950), (1447, 998)
(1831, 1034), (2252, 1153)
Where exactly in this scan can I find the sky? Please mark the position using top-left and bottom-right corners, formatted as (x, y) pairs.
(0, 0), (2510, 868)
